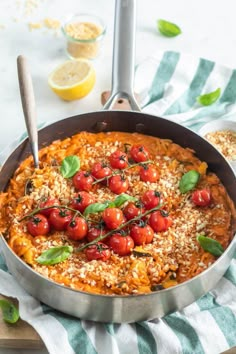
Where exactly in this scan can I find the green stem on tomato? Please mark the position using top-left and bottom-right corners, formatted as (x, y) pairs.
(92, 160), (153, 185)
(18, 205), (84, 222)
(71, 210), (80, 222)
(75, 203), (163, 253)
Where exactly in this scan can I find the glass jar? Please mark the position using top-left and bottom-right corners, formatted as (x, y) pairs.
(62, 13), (106, 60)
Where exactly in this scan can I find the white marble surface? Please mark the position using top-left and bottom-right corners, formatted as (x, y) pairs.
(1, 0), (236, 155)
(0, 0), (236, 353)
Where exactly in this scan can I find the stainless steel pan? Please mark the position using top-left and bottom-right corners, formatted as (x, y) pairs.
(0, 0), (235, 323)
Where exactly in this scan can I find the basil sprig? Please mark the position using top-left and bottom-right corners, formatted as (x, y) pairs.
(197, 235), (224, 257)
(83, 194), (137, 216)
(157, 19), (181, 37)
(197, 88), (221, 106)
(36, 245), (73, 265)
(0, 299), (20, 324)
(179, 170), (200, 194)
(60, 156), (80, 178)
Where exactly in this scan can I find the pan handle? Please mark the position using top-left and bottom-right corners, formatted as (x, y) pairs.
(103, 0), (141, 112)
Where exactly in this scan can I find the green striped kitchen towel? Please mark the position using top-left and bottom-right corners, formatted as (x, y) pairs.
(135, 50), (236, 131)
(0, 255), (236, 354)
(0, 51), (236, 354)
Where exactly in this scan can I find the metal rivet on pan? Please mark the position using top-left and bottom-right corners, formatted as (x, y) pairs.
(135, 123), (146, 133)
(94, 121), (108, 132)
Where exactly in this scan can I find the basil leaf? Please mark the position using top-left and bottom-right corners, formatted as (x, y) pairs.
(197, 88), (221, 106)
(36, 245), (73, 265)
(113, 194), (137, 207)
(197, 235), (224, 257)
(179, 170), (200, 193)
(157, 19), (181, 37)
(60, 156), (80, 178)
(0, 299), (20, 324)
(83, 201), (111, 217)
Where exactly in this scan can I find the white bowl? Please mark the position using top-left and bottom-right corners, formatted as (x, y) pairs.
(198, 119), (236, 173)
(198, 120), (236, 136)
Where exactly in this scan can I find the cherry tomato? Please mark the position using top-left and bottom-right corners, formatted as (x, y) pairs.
(149, 210), (172, 232)
(67, 217), (88, 241)
(102, 208), (124, 230)
(91, 162), (112, 183)
(87, 226), (108, 243)
(70, 191), (95, 213)
(49, 208), (73, 231)
(139, 165), (159, 183)
(85, 242), (111, 261)
(108, 175), (129, 194)
(141, 190), (161, 210)
(130, 145), (149, 162)
(130, 223), (154, 245)
(39, 197), (60, 217)
(123, 202), (145, 221)
(72, 171), (94, 192)
(109, 150), (128, 169)
(109, 233), (134, 256)
(192, 189), (211, 207)
(27, 213), (50, 236)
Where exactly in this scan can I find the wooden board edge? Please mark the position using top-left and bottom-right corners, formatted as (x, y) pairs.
(0, 295), (45, 349)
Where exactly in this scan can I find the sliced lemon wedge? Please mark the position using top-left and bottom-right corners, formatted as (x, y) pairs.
(48, 59), (96, 101)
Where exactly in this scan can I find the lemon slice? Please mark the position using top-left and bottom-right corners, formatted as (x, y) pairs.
(48, 59), (96, 101)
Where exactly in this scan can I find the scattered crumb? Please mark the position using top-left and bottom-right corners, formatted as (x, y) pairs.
(28, 18), (61, 34)
(43, 18), (60, 30)
(7, 1), (61, 36)
(28, 22), (43, 30)
(23, 0), (40, 16)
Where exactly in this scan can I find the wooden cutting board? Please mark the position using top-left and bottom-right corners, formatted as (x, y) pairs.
(0, 295), (44, 349)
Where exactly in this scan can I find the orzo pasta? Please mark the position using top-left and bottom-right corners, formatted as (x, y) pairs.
(0, 131), (235, 295)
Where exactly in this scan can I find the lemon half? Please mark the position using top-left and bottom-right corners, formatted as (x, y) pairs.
(48, 59), (96, 101)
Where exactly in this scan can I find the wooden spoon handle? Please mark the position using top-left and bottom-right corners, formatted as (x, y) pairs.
(17, 55), (39, 168)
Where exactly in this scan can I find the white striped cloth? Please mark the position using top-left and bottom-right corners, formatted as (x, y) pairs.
(0, 51), (236, 354)
(135, 50), (236, 130)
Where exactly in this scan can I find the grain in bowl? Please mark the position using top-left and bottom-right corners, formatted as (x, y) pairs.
(199, 120), (236, 171)
(0, 131), (235, 295)
(62, 14), (106, 60)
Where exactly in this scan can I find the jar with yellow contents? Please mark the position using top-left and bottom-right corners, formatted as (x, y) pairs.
(62, 14), (106, 60)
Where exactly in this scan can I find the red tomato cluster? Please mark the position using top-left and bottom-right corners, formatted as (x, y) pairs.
(71, 145), (159, 195)
(99, 196), (173, 256)
(27, 197), (89, 241)
(25, 144), (213, 264)
(26, 187), (174, 261)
